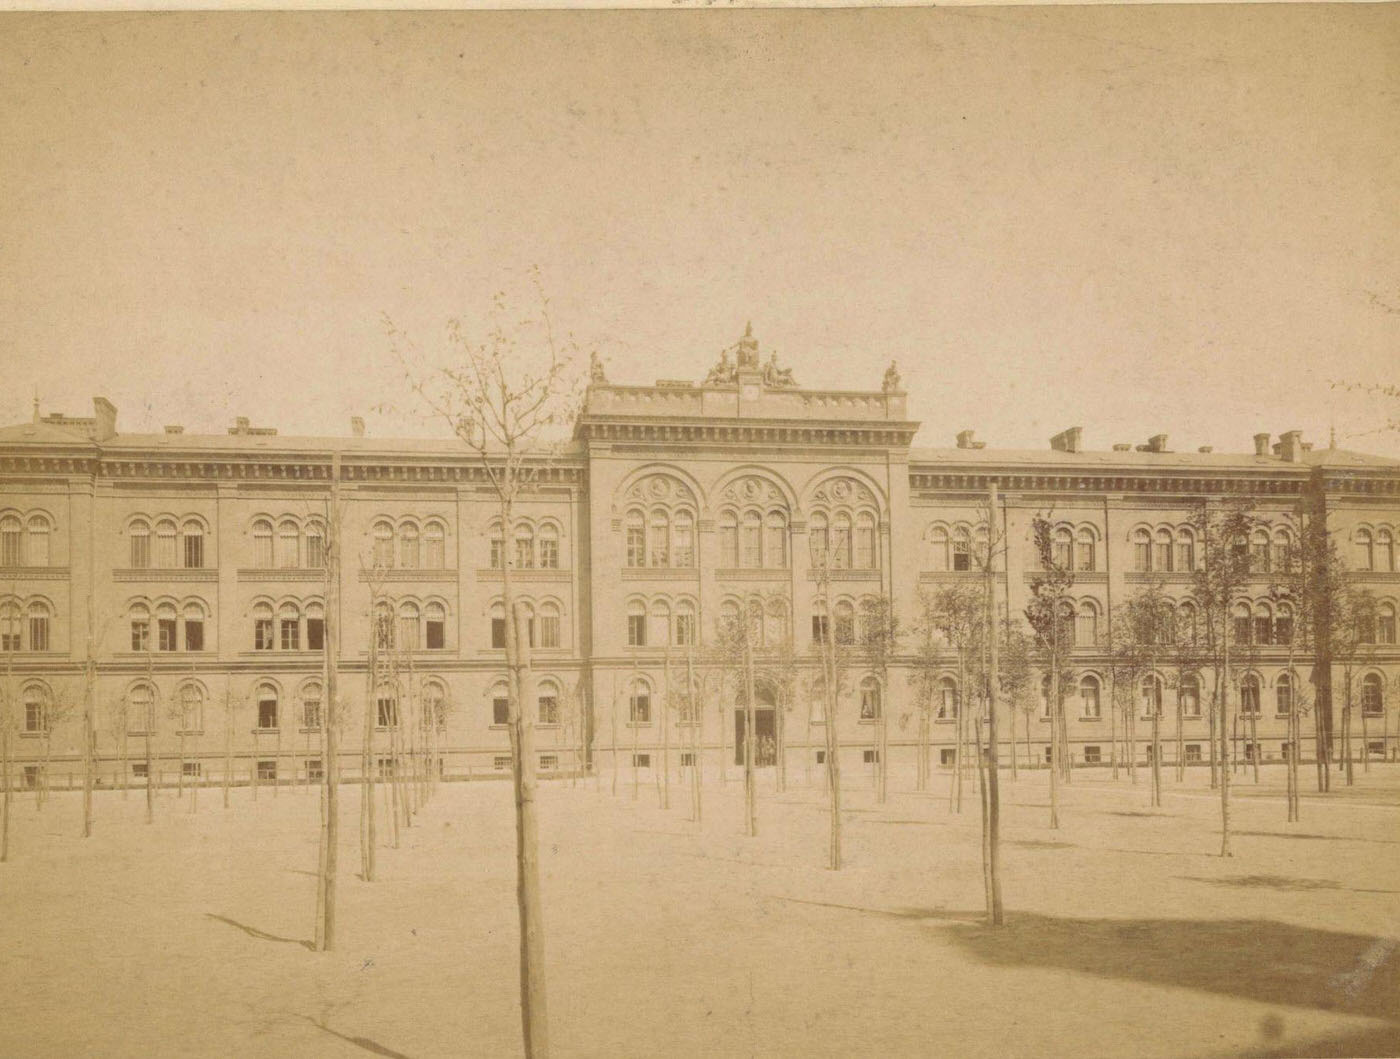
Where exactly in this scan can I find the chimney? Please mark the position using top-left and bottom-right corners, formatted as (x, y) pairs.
(92, 397), (117, 441)
(1253, 432), (1270, 457)
(1146, 433), (1169, 453)
(1198, 445), (1213, 453)
(1112, 443), (1132, 452)
(1050, 427), (1083, 453)
(163, 425), (184, 435)
(1278, 429), (1305, 463)
(350, 416), (365, 438)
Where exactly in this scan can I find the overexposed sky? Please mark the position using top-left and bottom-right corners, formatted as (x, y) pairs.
(2, 9), (1397, 454)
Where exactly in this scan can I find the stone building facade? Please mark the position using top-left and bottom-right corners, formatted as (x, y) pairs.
(2, 330), (1398, 786)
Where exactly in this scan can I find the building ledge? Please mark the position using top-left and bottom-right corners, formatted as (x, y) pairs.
(115, 568), (216, 582)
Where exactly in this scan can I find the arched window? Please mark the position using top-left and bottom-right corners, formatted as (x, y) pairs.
(830, 513), (852, 570)
(23, 684), (47, 733)
(0, 515), (21, 566)
(1250, 528), (1270, 572)
(305, 521), (325, 570)
(128, 683), (155, 735)
(766, 512), (787, 569)
(179, 683), (204, 732)
(834, 600), (855, 645)
(1356, 529), (1374, 571)
(256, 684), (279, 729)
(0, 600), (19, 651)
(675, 599), (696, 646)
(1140, 674), (1163, 717)
(181, 519), (203, 568)
(1361, 673), (1384, 716)
(252, 602), (273, 650)
(1133, 528), (1151, 572)
(130, 602), (152, 652)
(1075, 528), (1096, 572)
(741, 511), (762, 568)
(1378, 529), (1396, 573)
(807, 513), (828, 567)
(399, 601), (421, 651)
(720, 599), (741, 641)
(746, 597), (764, 646)
(301, 682), (323, 729)
(1076, 600), (1098, 646)
(535, 523), (557, 569)
(514, 525), (535, 570)
(279, 602), (300, 650)
(765, 598), (787, 648)
(1271, 530), (1292, 573)
(374, 600), (394, 650)
(1039, 674), (1053, 719)
(304, 601), (324, 651)
(1254, 601), (1274, 646)
(538, 601), (560, 648)
(252, 519), (273, 567)
(649, 510), (671, 568)
(1079, 675), (1101, 719)
(628, 678), (651, 724)
(375, 685), (399, 729)
(937, 676), (958, 720)
(490, 601), (507, 649)
(626, 511), (646, 568)
(1154, 529), (1174, 572)
(952, 527), (972, 572)
(399, 522), (420, 570)
(1176, 528), (1196, 572)
(425, 601), (447, 650)
(1233, 602), (1253, 645)
(1275, 602), (1294, 646)
(673, 512), (694, 568)
(859, 675), (881, 720)
(928, 526), (949, 572)
(154, 519), (177, 568)
(537, 680), (560, 725)
(489, 681), (510, 726)
(27, 601), (50, 652)
(26, 515), (50, 567)
(423, 681), (447, 730)
(1239, 674), (1262, 717)
(489, 521), (505, 569)
(1180, 674), (1201, 717)
(854, 512), (877, 569)
(649, 599), (671, 649)
(1059, 600), (1077, 647)
(182, 601), (206, 652)
(425, 520), (446, 568)
(277, 519), (300, 569)
(155, 601), (177, 651)
(1275, 674), (1293, 717)
(130, 518), (151, 568)
(1052, 527), (1073, 569)
(372, 520), (394, 568)
(626, 600), (647, 647)
(1178, 601), (1198, 645)
(1379, 603), (1397, 646)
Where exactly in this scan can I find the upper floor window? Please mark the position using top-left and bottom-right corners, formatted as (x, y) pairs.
(538, 601), (560, 649)
(278, 520), (300, 569)
(1052, 527), (1072, 569)
(178, 683), (204, 733)
(256, 684), (279, 730)
(1233, 602), (1252, 646)
(1133, 529), (1151, 572)
(859, 675), (881, 720)
(675, 599), (696, 647)
(253, 520), (274, 567)
(515, 527), (535, 570)
(23, 685), (48, 733)
(1377, 529), (1396, 573)
(1176, 529), (1196, 572)
(27, 515), (50, 566)
(182, 520), (204, 568)
(127, 683), (155, 735)
(279, 602), (300, 650)
(253, 602), (274, 651)
(1076, 528), (1096, 572)
(155, 519), (178, 568)
(156, 602), (178, 651)
(1275, 674), (1293, 717)
(1379, 602), (1397, 646)
(937, 676), (958, 720)
(130, 520), (152, 568)
(536, 524), (557, 569)
(373, 521), (394, 568)
(1356, 529), (1374, 572)
(627, 600), (647, 647)
(305, 523), (325, 570)
(628, 678), (652, 724)
(131, 602), (151, 652)
(1140, 674), (1164, 718)
(1, 513), (53, 568)
(185, 601), (206, 652)
(301, 682), (323, 729)
(538, 680), (561, 725)
(0, 516), (21, 566)
(399, 601), (421, 651)
(1180, 674), (1201, 717)
(425, 601), (446, 650)
(305, 602), (325, 651)
(425, 521), (446, 568)
(1239, 674), (1261, 717)
(1361, 673), (1384, 716)
(1079, 675), (1102, 719)
(1249, 529), (1270, 572)
(1155, 529), (1174, 572)
(626, 513), (647, 568)
(399, 523), (420, 570)
(1075, 600), (1099, 646)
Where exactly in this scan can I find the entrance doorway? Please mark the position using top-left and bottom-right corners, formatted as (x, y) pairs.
(735, 704), (777, 767)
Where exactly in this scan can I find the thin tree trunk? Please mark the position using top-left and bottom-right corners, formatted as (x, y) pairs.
(1109, 671), (1119, 780)
(83, 657), (95, 838)
(223, 689), (233, 809)
(610, 673), (618, 797)
(661, 651), (672, 811)
(1048, 622), (1060, 830)
(984, 481), (1004, 925)
(2, 721), (10, 862)
(361, 604), (378, 883)
(1219, 613), (1232, 857)
(318, 475), (341, 951)
(1250, 706), (1259, 784)
(742, 636), (757, 837)
(820, 593), (842, 870)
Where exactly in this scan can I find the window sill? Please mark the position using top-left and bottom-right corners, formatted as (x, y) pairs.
(805, 569), (881, 582)
(175, 729), (204, 737)
(1078, 716), (1102, 723)
(536, 723), (561, 730)
(621, 567), (699, 579)
(357, 568), (459, 582)
(475, 568), (568, 582)
(299, 727), (324, 734)
(624, 722), (653, 729)
(858, 717), (879, 725)
(19, 731), (45, 739)
(114, 568), (215, 582)
(0, 565), (70, 580)
(251, 728), (281, 735)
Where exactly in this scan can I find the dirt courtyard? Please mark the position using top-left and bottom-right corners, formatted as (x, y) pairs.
(1, 762), (1397, 1058)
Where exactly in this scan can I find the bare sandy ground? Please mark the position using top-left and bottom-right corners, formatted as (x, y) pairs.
(0, 762), (1397, 1058)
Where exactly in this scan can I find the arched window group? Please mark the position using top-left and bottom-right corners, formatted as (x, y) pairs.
(1043, 523), (1099, 573)
(1, 597), (52, 653)
(129, 597), (207, 653)
(926, 522), (987, 573)
(809, 595), (875, 647)
(370, 517), (450, 570)
(626, 595), (699, 649)
(1230, 599), (1296, 647)
(1131, 525), (1197, 573)
(250, 597), (326, 652)
(491, 597), (562, 650)
(809, 510), (879, 571)
(489, 518), (561, 571)
(717, 508), (786, 570)
(369, 596), (450, 652)
(486, 676), (561, 727)
(129, 515), (206, 569)
(249, 515), (323, 570)
(717, 595), (787, 649)
(1355, 600), (1398, 646)
(1355, 525), (1397, 572)
(627, 507), (697, 569)
(0, 511), (52, 567)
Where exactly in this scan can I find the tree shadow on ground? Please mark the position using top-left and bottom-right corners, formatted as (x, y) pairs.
(205, 913), (314, 951)
(928, 910), (1400, 1025)
(301, 1015), (412, 1058)
(1233, 830), (1400, 846)
(1178, 874), (1400, 896)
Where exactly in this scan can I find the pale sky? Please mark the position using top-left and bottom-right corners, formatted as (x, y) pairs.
(2, 9), (1398, 455)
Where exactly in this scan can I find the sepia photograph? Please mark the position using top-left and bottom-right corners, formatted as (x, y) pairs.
(1, 7), (1398, 1057)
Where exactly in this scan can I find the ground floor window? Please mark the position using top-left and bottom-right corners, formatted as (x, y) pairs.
(1043, 745), (1052, 764)
(1281, 742), (1294, 761)
(632, 753), (651, 768)
(1243, 742), (1259, 763)
(376, 757), (395, 778)
(182, 762), (202, 778)
(815, 750), (826, 765)
(941, 748), (957, 766)
(306, 759), (324, 781)
(1367, 741), (1385, 758)
(681, 751), (696, 767)
(132, 762), (148, 778)
(257, 760), (277, 781)
(23, 765), (41, 789)
(539, 754), (557, 770)
(1083, 745), (1101, 764)
(863, 749), (879, 764)
(1184, 744), (1202, 763)
(493, 755), (511, 770)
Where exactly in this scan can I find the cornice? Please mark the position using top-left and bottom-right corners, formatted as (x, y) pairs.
(577, 417), (919, 450)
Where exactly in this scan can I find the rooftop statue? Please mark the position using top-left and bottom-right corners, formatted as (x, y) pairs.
(703, 323), (798, 388)
(882, 360), (902, 394)
(589, 350), (607, 384)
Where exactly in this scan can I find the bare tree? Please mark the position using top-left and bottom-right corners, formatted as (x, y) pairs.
(858, 594), (900, 803)
(1115, 585), (1175, 807)
(810, 551), (854, 869)
(1025, 516), (1076, 829)
(921, 584), (983, 813)
(386, 275), (585, 1058)
(314, 465), (345, 951)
